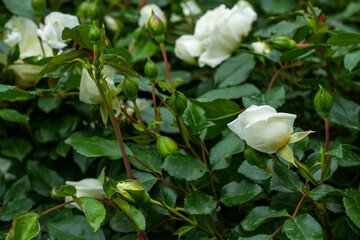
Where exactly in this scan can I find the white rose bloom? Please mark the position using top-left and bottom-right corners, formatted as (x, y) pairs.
(251, 42), (271, 54)
(9, 64), (43, 88)
(38, 12), (80, 49)
(227, 105), (296, 154)
(3, 16), (53, 58)
(181, 0), (202, 16)
(79, 65), (117, 104)
(65, 178), (106, 209)
(138, 4), (166, 28)
(174, 35), (203, 65)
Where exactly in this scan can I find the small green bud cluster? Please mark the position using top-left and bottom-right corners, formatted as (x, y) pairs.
(144, 57), (158, 83)
(147, 12), (165, 43)
(116, 180), (150, 204)
(156, 135), (178, 158)
(168, 91), (188, 117)
(31, 0), (46, 17)
(314, 85), (333, 118)
(123, 75), (139, 100)
(269, 36), (297, 52)
(89, 21), (101, 42)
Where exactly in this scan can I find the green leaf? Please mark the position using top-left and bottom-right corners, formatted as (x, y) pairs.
(6, 212), (40, 240)
(327, 32), (360, 46)
(260, 0), (295, 14)
(79, 197), (106, 233)
(59, 116), (79, 138)
(103, 54), (139, 77)
(308, 184), (344, 201)
(277, 144), (295, 165)
(273, 163), (304, 191)
(197, 84), (260, 102)
(337, 149), (360, 167)
(47, 215), (106, 240)
(128, 144), (162, 173)
(242, 87), (285, 109)
(0, 40), (10, 55)
(0, 199), (35, 222)
(113, 198), (146, 231)
(329, 95), (360, 131)
(109, 212), (135, 233)
(328, 2), (360, 21)
(173, 226), (196, 238)
(344, 49), (360, 72)
(163, 153), (207, 181)
(343, 189), (360, 229)
(255, 16), (307, 38)
(0, 85), (35, 102)
(132, 170), (158, 192)
(182, 101), (214, 141)
(184, 192), (217, 215)
(288, 131), (315, 143)
(215, 53), (256, 88)
(104, 47), (132, 62)
(282, 214), (323, 240)
(27, 160), (64, 197)
(238, 235), (273, 240)
(0, 138), (32, 161)
(241, 206), (288, 232)
(65, 136), (133, 160)
(151, 182), (177, 208)
(4, 176), (31, 203)
(2, 0), (35, 21)
(37, 50), (89, 81)
(280, 44), (329, 62)
(238, 161), (272, 181)
(51, 185), (77, 197)
(62, 25), (97, 50)
(37, 97), (62, 113)
(131, 40), (157, 62)
(0, 109), (29, 124)
(220, 180), (262, 207)
(210, 131), (244, 170)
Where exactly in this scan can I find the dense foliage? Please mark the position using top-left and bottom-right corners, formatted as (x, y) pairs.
(1, 0), (360, 239)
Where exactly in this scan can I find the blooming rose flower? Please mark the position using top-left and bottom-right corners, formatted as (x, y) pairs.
(79, 65), (117, 104)
(251, 41), (271, 54)
(138, 4), (166, 28)
(174, 35), (204, 65)
(9, 64), (43, 88)
(227, 105), (296, 154)
(3, 16), (53, 58)
(65, 178), (106, 209)
(38, 12), (80, 49)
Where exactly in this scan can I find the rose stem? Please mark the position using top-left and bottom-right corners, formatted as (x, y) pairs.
(159, 43), (173, 89)
(120, 106), (139, 124)
(133, 100), (156, 137)
(36, 18), (46, 57)
(267, 63), (302, 90)
(294, 159), (319, 186)
(41, 200), (75, 216)
(324, 118), (329, 163)
(151, 83), (160, 133)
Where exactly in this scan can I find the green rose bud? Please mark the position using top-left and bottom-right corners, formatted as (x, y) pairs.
(116, 180), (150, 204)
(243, 145), (267, 169)
(87, 2), (100, 21)
(168, 91), (188, 117)
(147, 12), (165, 43)
(89, 21), (101, 42)
(31, 0), (46, 17)
(123, 75), (139, 100)
(156, 135), (178, 158)
(144, 57), (158, 82)
(314, 85), (333, 118)
(269, 36), (297, 52)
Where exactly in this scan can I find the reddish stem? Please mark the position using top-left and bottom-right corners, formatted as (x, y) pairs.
(41, 200), (75, 216)
(291, 192), (307, 218)
(120, 106), (139, 124)
(160, 43), (173, 89)
(324, 118), (329, 163)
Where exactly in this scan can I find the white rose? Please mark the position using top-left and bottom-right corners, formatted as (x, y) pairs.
(138, 4), (166, 28)
(3, 16), (53, 59)
(38, 12), (80, 49)
(251, 42), (271, 54)
(181, 0), (202, 16)
(65, 178), (106, 209)
(174, 35), (203, 65)
(79, 65), (117, 104)
(8, 64), (43, 88)
(0, 158), (16, 181)
(227, 105), (296, 154)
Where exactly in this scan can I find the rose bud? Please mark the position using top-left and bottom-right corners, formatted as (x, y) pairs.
(168, 91), (188, 117)
(32, 0), (46, 17)
(122, 75), (139, 101)
(144, 57), (158, 83)
(314, 85), (333, 118)
(269, 36), (297, 52)
(89, 22), (101, 42)
(156, 135), (178, 158)
(116, 180), (150, 204)
(147, 12), (165, 43)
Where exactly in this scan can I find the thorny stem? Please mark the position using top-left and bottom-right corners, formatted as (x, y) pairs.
(41, 200), (75, 216)
(145, 217), (183, 234)
(201, 141), (218, 202)
(120, 106), (139, 124)
(160, 43), (173, 89)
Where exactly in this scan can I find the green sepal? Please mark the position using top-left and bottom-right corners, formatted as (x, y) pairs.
(277, 144), (295, 166)
(288, 130), (315, 143)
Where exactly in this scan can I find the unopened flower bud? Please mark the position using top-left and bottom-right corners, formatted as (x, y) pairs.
(269, 36), (297, 52)
(243, 145), (267, 169)
(156, 135), (178, 158)
(144, 57), (158, 82)
(314, 85), (333, 118)
(116, 180), (150, 204)
(147, 12), (165, 43)
(168, 91), (187, 117)
(87, 2), (100, 21)
(123, 75), (139, 100)
(32, 0), (46, 17)
(89, 22), (101, 42)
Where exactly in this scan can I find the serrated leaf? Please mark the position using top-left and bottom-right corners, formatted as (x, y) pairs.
(280, 44), (329, 62)
(308, 184), (344, 201)
(282, 214), (323, 240)
(238, 161), (272, 181)
(327, 32), (360, 46)
(241, 206), (288, 231)
(6, 212), (40, 240)
(37, 97), (62, 113)
(2, 0), (35, 21)
(173, 226), (195, 238)
(62, 25), (98, 50)
(184, 192), (217, 215)
(113, 198), (146, 231)
(163, 153), (207, 181)
(79, 197), (106, 233)
(220, 180), (262, 207)
(0, 199), (35, 222)
(65, 136), (133, 160)
(0, 138), (32, 161)
(329, 95), (360, 131)
(238, 234), (273, 240)
(344, 49), (360, 72)
(242, 87), (285, 109)
(343, 189), (360, 229)
(0, 109), (29, 124)
(197, 84), (260, 102)
(103, 54), (138, 77)
(273, 163), (303, 191)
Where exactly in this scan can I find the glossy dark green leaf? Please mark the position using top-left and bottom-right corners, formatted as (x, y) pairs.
(0, 40), (10, 55)
(220, 180), (262, 207)
(343, 189), (360, 229)
(73, 151), (96, 174)
(2, 0), (35, 21)
(238, 161), (272, 181)
(280, 44), (329, 62)
(47, 215), (106, 240)
(329, 95), (360, 131)
(308, 184), (344, 201)
(128, 144), (162, 173)
(255, 16), (307, 38)
(79, 197), (106, 233)
(210, 131), (244, 170)
(242, 87), (285, 109)
(59, 116), (79, 138)
(131, 40), (157, 62)
(103, 54), (138, 77)
(197, 84), (260, 102)
(132, 170), (158, 192)
(62, 25), (97, 50)
(0, 109), (29, 124)
(6, 212), (40, 240)
(344, 49), (360, 72)
(238, 235), (273, 240)
(241, 206), (288, 231)
(56, 141), (71, 157)
(0, 199), (35, 222)
(260, 0), (295, 14)
(184, 192), (217, 215)
(282, 214), (323, 240)
(173, 226), (196, 238)
(104, 47), (132, 62)
(337, 149), (360, 167)
(151, 182), (177, 208)
(273, 163), (304, 191)
(109, 212), (135, 233)
(327, 32), (360, 46)
(37, 97), (62, 113)
(215, 53), (256, 88)
(0, 138), (32, 161)
(113, 198), (146, 231)
(65, 136), (133, 160)
(4, 176), (31, 203)
(163, 153), (207, 181)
